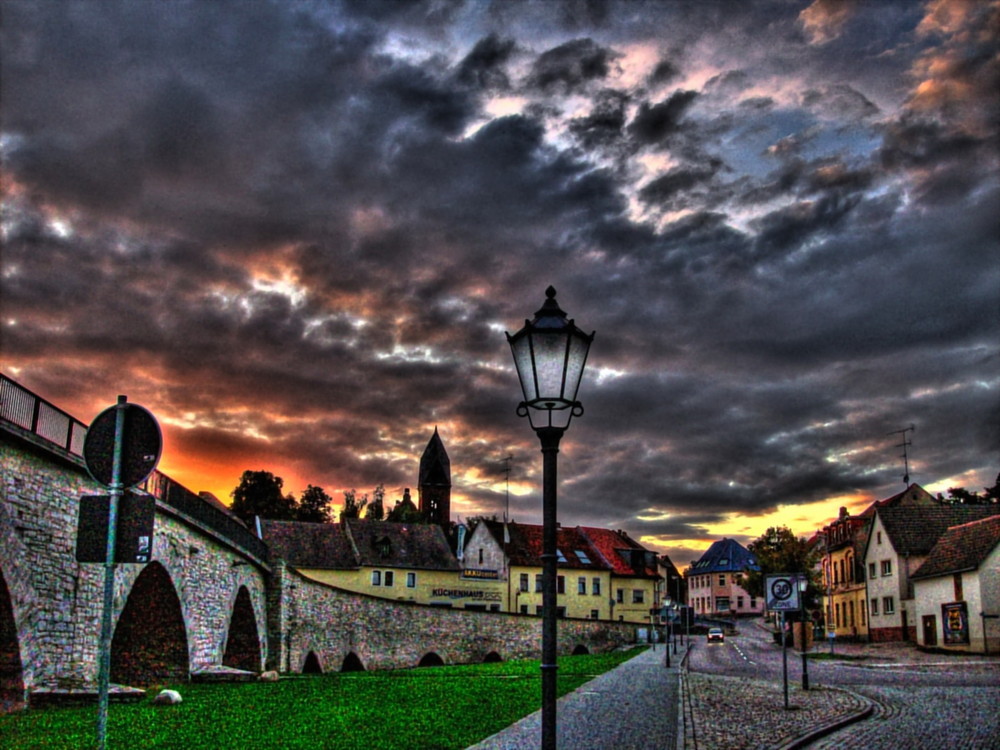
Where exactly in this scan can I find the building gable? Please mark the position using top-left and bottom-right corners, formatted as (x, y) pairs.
(911, 515), (1000, 580)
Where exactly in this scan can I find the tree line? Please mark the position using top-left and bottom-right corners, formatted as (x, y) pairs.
(228, 470), (426, 526)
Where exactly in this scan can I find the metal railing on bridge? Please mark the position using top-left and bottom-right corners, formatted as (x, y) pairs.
(0, 373), (88, 456)
(1, 373), (267, 564)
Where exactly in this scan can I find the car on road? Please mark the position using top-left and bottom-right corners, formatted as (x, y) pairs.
(707, 627), (725, 642)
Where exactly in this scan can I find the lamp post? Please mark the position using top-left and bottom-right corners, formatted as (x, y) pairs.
(508, 286), (594, 750)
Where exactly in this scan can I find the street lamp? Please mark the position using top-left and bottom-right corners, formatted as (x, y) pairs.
(508, 286), (594, 750)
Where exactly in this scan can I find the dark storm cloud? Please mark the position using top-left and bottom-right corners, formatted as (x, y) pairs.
(455, 33), (517, 91)
(568, 89), (631, 150)
(628, 91), (699, 145)
(523, 38), (619, 94)
(2, 0), (997, 567)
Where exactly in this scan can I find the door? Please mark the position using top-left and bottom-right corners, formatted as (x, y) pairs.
(922, 615), (937, 646)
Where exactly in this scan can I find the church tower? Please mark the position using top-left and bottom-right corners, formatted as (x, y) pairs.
(418, 428), (451, 526)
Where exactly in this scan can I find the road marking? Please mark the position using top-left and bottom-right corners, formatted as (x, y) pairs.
(731, 642), (755, 665)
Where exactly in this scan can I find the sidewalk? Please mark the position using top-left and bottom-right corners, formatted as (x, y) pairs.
(467, 643), (687, 750)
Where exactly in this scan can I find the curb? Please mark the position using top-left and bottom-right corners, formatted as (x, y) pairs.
(771, 688), (876, 750)
(677, 643), (693, 750)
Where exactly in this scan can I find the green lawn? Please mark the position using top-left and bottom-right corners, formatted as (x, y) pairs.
(1, 648), (646, 750)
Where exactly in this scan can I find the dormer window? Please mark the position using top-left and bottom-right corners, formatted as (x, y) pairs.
(575, 550), (592, 565)
(556, 549), (567, 563)
(375, 536), (391, 558)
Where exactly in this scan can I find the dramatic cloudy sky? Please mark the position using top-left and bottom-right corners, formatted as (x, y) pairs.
(2, 0), (997, 565)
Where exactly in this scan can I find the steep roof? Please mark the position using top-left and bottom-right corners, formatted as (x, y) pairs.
(579, 526), (659, 577)
(344, 518), (460, 571)
(688, 538), (759, 574)
(873, 505), (997, 557)
(418, 427), (451, 487)
(474, 521), (657, 576)
(911, 515), (1000, 580)
(259, 519), (359, 569)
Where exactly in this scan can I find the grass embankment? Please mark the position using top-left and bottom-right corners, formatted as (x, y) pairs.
(1, 647), (646, 750)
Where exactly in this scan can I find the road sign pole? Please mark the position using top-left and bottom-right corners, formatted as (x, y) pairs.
(96, 396), (127, 750)
(781, 611), (789, 710)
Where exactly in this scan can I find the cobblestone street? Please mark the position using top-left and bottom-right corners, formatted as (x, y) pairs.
(809, 684), (1000, 750)
(684, 672), (868, 750)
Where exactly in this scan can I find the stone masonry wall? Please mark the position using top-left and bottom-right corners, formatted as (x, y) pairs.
(1, 432), (268, 694)
(272, 561), (638, 674)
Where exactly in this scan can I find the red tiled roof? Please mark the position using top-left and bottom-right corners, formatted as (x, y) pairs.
(578, 526), (659, 577)
(477, 520), (656, 575)
(911, 514), (1000, 580)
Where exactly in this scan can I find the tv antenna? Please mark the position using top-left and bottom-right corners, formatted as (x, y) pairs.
(500, 454), (514, 519)
(886, 424), (915, 485)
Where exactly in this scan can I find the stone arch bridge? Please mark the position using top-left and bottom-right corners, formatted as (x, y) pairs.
(1, 375), (635, 708)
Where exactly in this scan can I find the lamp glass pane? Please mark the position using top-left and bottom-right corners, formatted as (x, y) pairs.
(562, 333), (590, 402)
(509, 333), (537, 401)
(532, 331), (568, 401)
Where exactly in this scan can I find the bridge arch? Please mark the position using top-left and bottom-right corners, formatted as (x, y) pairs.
(571, 644), (590, 655)
(222, 586), (261, 672)
(302, 651), (322, 674)
(111, 562), (189, 686)
(483, 651), (503, 663)
(341, 652), (365, 672)
(417, 652), (444, 668)
(0, 568), (24, 711)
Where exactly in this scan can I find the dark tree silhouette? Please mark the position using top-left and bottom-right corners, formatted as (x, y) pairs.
(230, 470), (296, 526)
(297, 484), (333, 522)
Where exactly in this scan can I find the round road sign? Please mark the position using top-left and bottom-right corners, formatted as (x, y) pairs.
(770, 578), (793, 601)
(84, 401), (162, 489)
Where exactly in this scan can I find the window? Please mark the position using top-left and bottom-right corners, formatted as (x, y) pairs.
(557, 576), (565, 594)
(535, 574), (543, 593)
(737, 596), (744, 609)
(520, 605), (528, 615)
(575, 550), (592, 564)
(870, 598), (878, 615)
(953, 573), (963, 601)
(590, 610), (599, 620)
(371, 570), (381, 586)
(556, 549), (567, 563)
(750, 597), (757, 610)
(868, 562), (876, 579)
(578, 577), (587, 595)
(877, 531), (882, 544)
(479, 548), (483, 564)
(592, 578), (601, 596)
(616, 589), (624, 604)
(519, 573), (529, 592)
(384, 571), (394, 587)
(881, 560), (892, 577)
(406, 572), (416, 588)
(716, 596), (730, 612)
(849, 601), (855, 627)
(835, 602), (841, 627)
(536, 606), (543, 616)
(632, 589), (644, 604)
(556, 607), (566, 618)
(883, 596), (895, 614)
(718, 575), (725, 587)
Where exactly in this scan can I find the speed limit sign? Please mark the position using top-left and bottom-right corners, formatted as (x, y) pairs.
(765, 574), (802, 611)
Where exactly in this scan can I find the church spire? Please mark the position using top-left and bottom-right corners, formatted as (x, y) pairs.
(418, 427), (451, 526)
